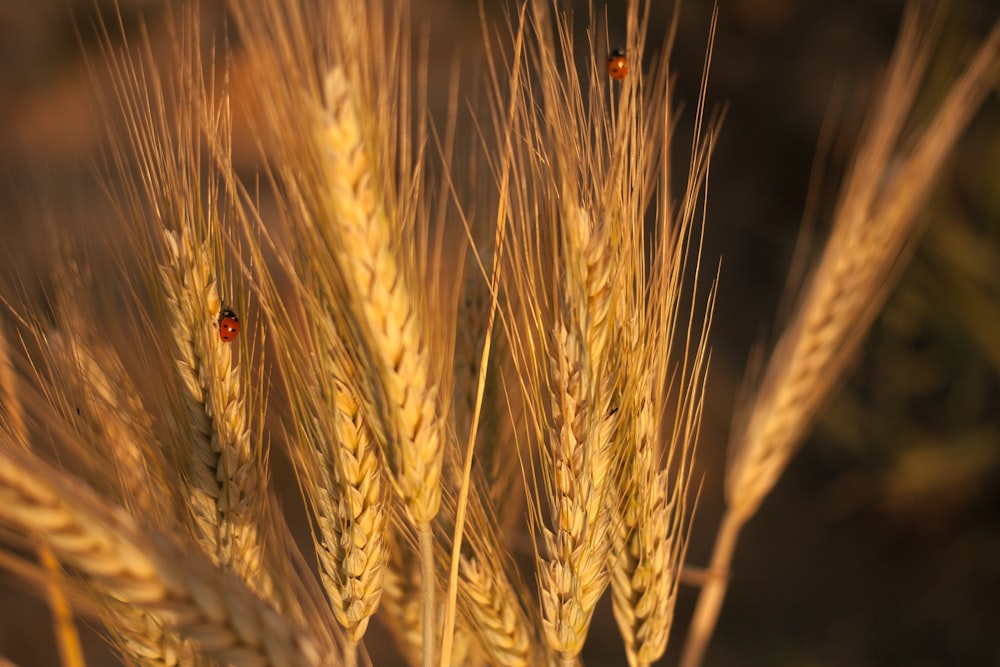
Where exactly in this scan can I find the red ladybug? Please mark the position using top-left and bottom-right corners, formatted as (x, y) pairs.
(219, 308), (240, 342)
(607, 49), (628, 81)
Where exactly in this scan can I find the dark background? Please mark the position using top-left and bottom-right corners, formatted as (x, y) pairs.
(2, 1), (999, 665)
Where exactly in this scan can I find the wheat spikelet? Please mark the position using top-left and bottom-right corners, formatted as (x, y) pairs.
(0, 444), (332, 667)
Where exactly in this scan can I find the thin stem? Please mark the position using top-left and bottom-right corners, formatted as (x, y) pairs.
(419, 523), (436, 667)
(343, 639), (358, 667)
(679, 508), (745, 667)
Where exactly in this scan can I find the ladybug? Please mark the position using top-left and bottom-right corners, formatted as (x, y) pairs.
(218, 308), (241, 342)
(607, 48), (628, 81)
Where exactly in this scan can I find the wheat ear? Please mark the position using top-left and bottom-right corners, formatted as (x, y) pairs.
(611, 320), (709, 667)
(98, 0), (271, 599)
(0, 445), (331, 667)
(49, 321), (195, 665)
(290, 367), (388, 656)
(526, 194), (619, 664)
(319, 67), (444, 528)
(435, 437), (542, 667)
(726, 15), (1000, 525)
(540, 319), (612, 662)
(51, 314), (172, 521)
(160, 228), (268, 597)
(100, 599), (199, 667)
(682, 12), (1000, 667)
(458, 554), (536, 667)
(319, 65), (444, 665)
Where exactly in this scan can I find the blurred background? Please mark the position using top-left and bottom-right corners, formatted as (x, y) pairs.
(1, 0), (999, 665)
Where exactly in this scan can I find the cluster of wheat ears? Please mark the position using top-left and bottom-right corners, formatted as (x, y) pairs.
(0, 1), (997, 666)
